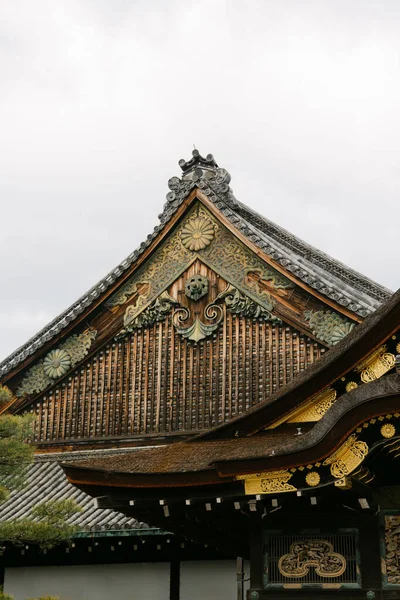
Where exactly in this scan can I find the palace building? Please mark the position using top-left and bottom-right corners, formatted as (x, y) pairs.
(1, 151), (399, 600)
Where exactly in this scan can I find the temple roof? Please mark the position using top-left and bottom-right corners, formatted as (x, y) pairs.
(0, 150), (390, 379)
(64, 287), (400, 487)
(0, 458), (153, 534)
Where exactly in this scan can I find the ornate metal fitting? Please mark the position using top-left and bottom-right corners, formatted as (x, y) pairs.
(355, 345), (395, 383)
(185, 275), (209, 301)
(323, 434), (368, 479)
(237, 470), (296, 495)
(278, 540), (346, 578)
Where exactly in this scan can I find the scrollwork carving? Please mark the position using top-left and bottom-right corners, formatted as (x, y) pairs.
(173, 303), (223, 343)
(384, 516), (400, 584)
(123, 291), (179, 331)
(216, 284), (280, 322)
(105, 204), (292, 321)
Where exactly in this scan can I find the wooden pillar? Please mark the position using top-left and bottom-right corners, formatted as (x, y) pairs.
(237, 556), (244, 600)
(359, 512), (382, 591)
(169, 557), (180, 600)
(249, 516), (264, 590)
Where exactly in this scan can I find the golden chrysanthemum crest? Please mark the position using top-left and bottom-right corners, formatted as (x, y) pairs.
(305, 471), (321, 487)
(381, 423), (396, 439)
(181, 216), (216, 251)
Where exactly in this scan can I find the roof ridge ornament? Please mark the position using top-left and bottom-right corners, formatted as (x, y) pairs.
(165, 150), (233, 208)
(178, 149), (218, 175)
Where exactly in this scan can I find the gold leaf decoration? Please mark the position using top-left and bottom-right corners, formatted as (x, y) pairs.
(323, 434), (368, 479)
(355, 345), (395, 383)
(305, 471), (321, 487)
(237, 470), (296, 495)
(381, 423), (396, 439)
(345, 381), (358, 393)
(287, 388), (337, 423)
(181, 216), (216, 251)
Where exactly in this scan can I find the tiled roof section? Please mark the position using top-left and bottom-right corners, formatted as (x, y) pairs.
(64, 433), (294, 475)
(0, 460), (152, 533)
(0, 151), (391, 378)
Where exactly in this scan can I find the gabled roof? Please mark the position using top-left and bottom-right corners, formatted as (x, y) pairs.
(0, 150), (390, 379)
(64, 287), (400, 488)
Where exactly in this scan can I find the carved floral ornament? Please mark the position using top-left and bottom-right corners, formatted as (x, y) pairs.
(304, 309), (355, 346)
(180, 215), (216, 251)
(17, 330), (97, 397)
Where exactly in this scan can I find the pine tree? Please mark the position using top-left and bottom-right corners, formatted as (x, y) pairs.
(0, 385), (80, 549)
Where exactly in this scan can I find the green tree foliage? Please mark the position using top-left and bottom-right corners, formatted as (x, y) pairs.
(0, 385), (80, 548)
(1, 592), (59, 600)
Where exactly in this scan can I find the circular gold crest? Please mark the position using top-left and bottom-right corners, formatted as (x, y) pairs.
(43, 349), (71, 379)
(396, 342), (400, 353)
(181, 217), (215, 251)
(345, 381), (358, 393)
(381, 423), (396, 439)
(305, 471), (320, 487)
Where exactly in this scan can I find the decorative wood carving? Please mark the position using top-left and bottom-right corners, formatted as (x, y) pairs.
(184, 275), (209, 301)
(123, 291), (179, 332)
(17, 330), (97, 398)
(173, 303), (223, 343)
(384, 516), (400, 585)
(304, 309), (355, 346)
(216, 284), (280, 323)
(105, 204), (293, 324)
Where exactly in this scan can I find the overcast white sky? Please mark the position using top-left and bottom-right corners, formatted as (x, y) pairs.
(0, 0), (399, 361)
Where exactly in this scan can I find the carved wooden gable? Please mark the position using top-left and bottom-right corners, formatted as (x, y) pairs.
(6, 199), (362, 446)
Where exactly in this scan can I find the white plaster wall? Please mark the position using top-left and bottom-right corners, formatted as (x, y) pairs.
(4, 562), (170, 600)
(180, 560), (250, 600)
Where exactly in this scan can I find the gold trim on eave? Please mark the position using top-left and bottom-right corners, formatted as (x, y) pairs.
(323, 434), (368, 479)
(237, 470), (296, 495)
(354, 345), (395, 383)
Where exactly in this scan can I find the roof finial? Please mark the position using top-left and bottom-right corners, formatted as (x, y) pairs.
(179, 150), (218, 175)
